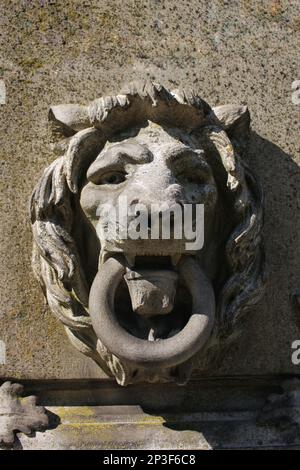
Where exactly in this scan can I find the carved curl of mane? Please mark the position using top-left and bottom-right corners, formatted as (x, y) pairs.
(30, 81), (264, 381)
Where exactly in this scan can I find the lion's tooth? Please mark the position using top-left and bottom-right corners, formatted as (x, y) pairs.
(124, 253), (136, 267)
(148, 328), (155, 341)
(171, 254), (181, 266)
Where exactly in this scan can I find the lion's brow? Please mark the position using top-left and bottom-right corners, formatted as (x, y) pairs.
(165, 146), (211, 173)
(87, 142), (152, 179)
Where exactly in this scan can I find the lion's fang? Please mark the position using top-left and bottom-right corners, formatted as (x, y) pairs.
(148, 328), (155, 341)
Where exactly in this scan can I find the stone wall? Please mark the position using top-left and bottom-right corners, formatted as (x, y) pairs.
(0, 0), (299, 380)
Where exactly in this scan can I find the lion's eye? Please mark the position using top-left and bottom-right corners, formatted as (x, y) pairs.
(176, 171), (205, 185)
(97, 172), (127, 185)
(185, 174), (202, 184)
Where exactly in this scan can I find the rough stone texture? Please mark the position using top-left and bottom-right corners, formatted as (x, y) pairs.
(0, 0), (300, 380)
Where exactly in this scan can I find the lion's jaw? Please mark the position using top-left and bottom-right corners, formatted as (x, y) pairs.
(81, 125), (218, 384)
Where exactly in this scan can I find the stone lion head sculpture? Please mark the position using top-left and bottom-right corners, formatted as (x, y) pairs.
(30, 81), (264, 386)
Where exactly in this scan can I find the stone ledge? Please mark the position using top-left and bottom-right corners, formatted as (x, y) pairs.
(2, 376), (300, 449)
(15, 405), (300, 450)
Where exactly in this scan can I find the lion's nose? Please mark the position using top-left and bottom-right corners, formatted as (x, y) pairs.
(123, 181), (183, 237)
(127, 200), (178, 236)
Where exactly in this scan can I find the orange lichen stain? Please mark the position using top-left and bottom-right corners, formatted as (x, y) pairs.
(269, 0), (283, 17)
(135, 415), (166, 425)
(55, 406), (95, 420)
(291, 17), (300, 31)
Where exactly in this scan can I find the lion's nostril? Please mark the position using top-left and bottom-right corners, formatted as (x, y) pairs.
(130, 199), (139, 206)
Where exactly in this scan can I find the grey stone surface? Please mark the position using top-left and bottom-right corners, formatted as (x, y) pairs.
(0, 0), (300, 380)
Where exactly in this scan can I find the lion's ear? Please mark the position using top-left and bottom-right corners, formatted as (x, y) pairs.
(211, 104), (250, 152)
(48, 104), (90, 138)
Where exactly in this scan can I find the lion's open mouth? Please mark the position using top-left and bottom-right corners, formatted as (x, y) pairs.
(89, 252), (215, 380)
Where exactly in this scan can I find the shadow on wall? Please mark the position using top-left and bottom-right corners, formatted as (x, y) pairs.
(249, 131), (300, 291)
(208, 130), (300, 376)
